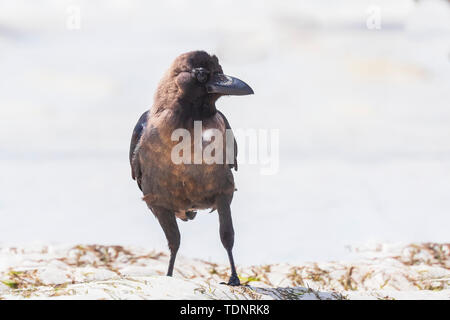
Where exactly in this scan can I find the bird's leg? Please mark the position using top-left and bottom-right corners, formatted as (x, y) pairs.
(216, 195), (240, 286)
(153, 206), (180, 277)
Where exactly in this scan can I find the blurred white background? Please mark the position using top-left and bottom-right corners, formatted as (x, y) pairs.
(0, 0), (449, 265)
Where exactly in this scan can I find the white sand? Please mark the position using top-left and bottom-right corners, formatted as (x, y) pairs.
(0, 243), (448, 300)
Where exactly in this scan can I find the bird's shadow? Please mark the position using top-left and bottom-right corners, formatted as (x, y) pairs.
(245, 285), (344, 300)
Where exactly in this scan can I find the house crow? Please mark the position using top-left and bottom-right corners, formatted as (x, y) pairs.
(129, 51), (253, 285)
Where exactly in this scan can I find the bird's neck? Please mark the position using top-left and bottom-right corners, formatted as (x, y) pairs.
(177, 96), (217, 121)
(152, 95), (219, 130)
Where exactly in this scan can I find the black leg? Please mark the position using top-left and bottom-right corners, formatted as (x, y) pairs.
(216, 195), (240, 286)
(152, 206), (180, 277)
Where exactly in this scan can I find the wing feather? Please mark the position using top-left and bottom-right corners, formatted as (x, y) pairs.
(129, 110), (149, 190)
(217, 110), (238, 171)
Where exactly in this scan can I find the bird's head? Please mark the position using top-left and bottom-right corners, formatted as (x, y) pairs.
(154, 51), (253, 117)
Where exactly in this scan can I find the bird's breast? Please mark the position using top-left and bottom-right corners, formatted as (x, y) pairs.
(140, 112), (234, 211)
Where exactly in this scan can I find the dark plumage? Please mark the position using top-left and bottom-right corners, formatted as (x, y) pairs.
(129, 51), (253, 285)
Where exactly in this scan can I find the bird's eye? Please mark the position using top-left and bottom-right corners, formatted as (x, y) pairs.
(194, 68), (209, 84)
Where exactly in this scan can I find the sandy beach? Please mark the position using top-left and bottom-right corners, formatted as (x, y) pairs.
(1, 242), (448, 300)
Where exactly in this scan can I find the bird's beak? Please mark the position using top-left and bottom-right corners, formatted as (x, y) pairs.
(206, 73), (254, 96)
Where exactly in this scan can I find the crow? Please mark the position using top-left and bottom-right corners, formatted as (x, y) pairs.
(129, 51), (253, 285)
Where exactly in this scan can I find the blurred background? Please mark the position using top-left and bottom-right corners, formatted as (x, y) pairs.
(0, 0), (449, 265)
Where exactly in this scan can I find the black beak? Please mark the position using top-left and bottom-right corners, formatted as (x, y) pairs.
(206, 73), (254, 96)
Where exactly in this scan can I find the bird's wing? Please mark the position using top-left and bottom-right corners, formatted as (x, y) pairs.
(217, 110), (238, 171)
(129, 110), (149, 190)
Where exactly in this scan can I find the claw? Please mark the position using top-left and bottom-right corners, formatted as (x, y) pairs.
(222, 275), (240, 286)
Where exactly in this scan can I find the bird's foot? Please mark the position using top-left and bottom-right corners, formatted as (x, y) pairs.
(220, 274), (240, 286)
(175, 210), (197, 222)
(185, 210), (197, 220)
